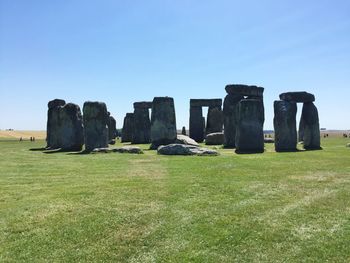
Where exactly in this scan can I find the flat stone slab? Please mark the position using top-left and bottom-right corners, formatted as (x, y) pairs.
(91, 146), (143, 154)
(133, 101), (153, 109)
(205, 132), (225, 145)
(175, 135), (199, 146)
(157, 144), (219, 156)
(225, 84), (264, 97)
(264, 138), (275, 143)
(190, 99), (222, 108)
(279, 92), (315, 103)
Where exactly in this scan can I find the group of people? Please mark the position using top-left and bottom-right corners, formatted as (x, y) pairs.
(19, 137), (36, 142)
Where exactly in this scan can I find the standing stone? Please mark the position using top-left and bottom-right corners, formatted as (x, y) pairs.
(150, 97), (177, 149)
(46, 99), (66, 149)
(132, 106), (151, 144)
(181, 126), (186, 135)
(235, 99), (265, 153)
(301, 102), (321, 150)
(108, 115), (117, 144)
(83, 101), (109, 151)
(298, 116), (305, 142)
(223, 94), (244, 148)
(206, 106), (223, 134)
(273, 100), (297, 152)
(189, 106), (204, 142)
(121, 113), (134, 142)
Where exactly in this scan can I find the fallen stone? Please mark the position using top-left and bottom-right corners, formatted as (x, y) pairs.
(279, 92), (315, 103)
(113, 146), (143, 154)
(225, 84), (264, 97)
(157, 144), (219, 156)
(205, 132), (225, 145)
(175, 134), (199, 146)
(264, 138), (275, 143)
(91, 148), (113, 153)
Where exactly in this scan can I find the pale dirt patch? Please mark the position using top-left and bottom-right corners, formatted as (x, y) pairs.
(0, 130), (46, 140)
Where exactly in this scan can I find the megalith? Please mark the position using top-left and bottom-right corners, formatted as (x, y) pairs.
(206, 106), (223, 135)
(132, 101), (152, 144)
(181, 126), (186, 135)
(108, 115), (117, 144)
(46, 99), (66, 149)
(150, 97), (177, 149)
(189, 106), (204, 142)
(273, 100), (297, 152)
(301, 102), (321, 150)
(235, 99), (265, 153)
(83, 101), (109, 151)
(121, 113), (134, 142)
(223, 94), (244, 148)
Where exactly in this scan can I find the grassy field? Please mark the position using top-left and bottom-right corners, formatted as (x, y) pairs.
(0, 137), (350, 262)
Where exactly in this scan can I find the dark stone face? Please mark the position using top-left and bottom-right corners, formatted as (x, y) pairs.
(133, 101), (153, 109)
(108, 116), (117, 142)
(83, 101), (109, 151)
(46, 100), (84, 151)
(189, 106), (204, 142)
(273, 100), (297, 152)
(279, 92), (315, 103)
(48, 99), (66, 109)
(225, 84), (264, 97)
(190, 99), (222, 108)
(235, 99), (265, 153)
(181, 126), (186, 135)
(132, 107), (151, 144)
(223, 94), (243, 148)
(150, 97), (177, 149)
(121, 113), (134, 142)
(206, 106), (223, 135)
(301, 102), (321, 150)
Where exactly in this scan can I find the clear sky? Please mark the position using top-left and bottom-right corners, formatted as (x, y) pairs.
(1, 0), (349, 130)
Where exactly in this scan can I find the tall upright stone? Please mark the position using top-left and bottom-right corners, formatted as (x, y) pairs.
(223, 94), (244, 148)
(132, 102), (152, 144)
(235, 99), (265, 153)
(150, 97), (177, 149)
(273, 100), (297, 152)
(121, 113), (134, 142)
(298, 116), (305, 142)
(108, 115), (117, 143)
(181, 126), (187, 135)
(206, 106), (223, 134)
(46, 99), (66, 149)
(301, 102), (321, 150)
(83, 101), (109, 151)
(189, 106), (204, 142)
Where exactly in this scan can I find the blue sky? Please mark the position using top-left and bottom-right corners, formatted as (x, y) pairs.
(1, 0), (349, 130)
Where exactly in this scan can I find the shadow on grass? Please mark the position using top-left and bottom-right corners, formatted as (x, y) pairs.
(29, 147), (47, 151)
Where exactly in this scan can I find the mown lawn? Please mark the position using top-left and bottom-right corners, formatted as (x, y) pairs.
(0, 138), (349, 262)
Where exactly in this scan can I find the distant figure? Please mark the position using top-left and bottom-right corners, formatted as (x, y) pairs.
(181, 126), (187, 136)
(19, 137), (23, 142)
(33, 137), (35, 142)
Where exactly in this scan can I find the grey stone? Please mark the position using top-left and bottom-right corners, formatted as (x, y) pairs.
(223, 94), (244, 148)
(83, 101), (109, 152)
(273, 100), (297, 152)
(157, 144), (219, 156)
(190, 99), (222, 108)
(108, 115), (117, 143)
(189, 106), (204, 142)
(133, 101), (153, 109)
(205, 132), (225, 145)
(206, 106), (223, 134)
(46, 100), (84, 151)
(150, 97), (177, 149)
(298, 115), (305, 142)
(132, 106), (151, 144)
(235, 99), (265, 153)
(301, 102), (321, 150)
(264, 138), (275, 143)
(175, 134), (199, 146)
(113, 146), (143, 154)
(279, 92), (315, 103)
(91, 148), (113, 153)
(121, 113), (134, 142)
(225, 84), (264, 97)
(181, 126), (186, 135)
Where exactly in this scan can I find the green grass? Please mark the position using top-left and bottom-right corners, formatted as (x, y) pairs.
(1, 138), (350, 262)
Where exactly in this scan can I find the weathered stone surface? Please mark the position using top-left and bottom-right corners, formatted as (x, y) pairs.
(279, 92), (315, 103)
(181, 126), (186, 135)
(301, 102), (321, 150)
(223, 94), (244, 148)
(46, 100), (84, 151)
(133, 101), (153, 109)
(114, 146), (143, 154)
(150, 97), (177, 149)
(132, 107), (151, 144)
(83, 101), (109, 151)
(273, 100), (297, 152)
(205, 132), (225, 145)
(264, 138), (275, 143)
(46, 99), (66, 148)
(108, 115), (117, 143)
(91, 148), (113, 153)
(225, 84), (264, 97)
(189, 106), (204, 142)
(121, 113), (134, 142)
(157, 144), (219, 156)
(235, 99), (265, 153)
(190, 99), (222, 108)
(175, 134), (199, 146)
(206, 106), (223, 134)
(298, 115), (305, 142)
